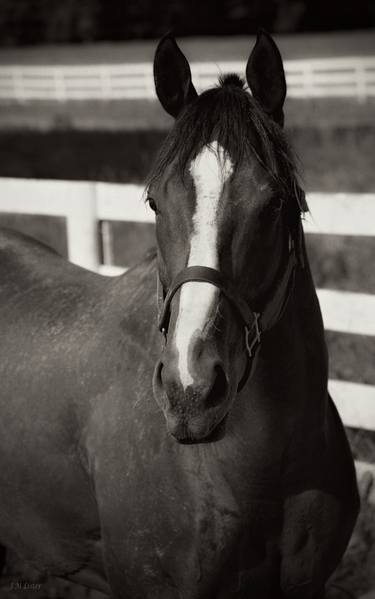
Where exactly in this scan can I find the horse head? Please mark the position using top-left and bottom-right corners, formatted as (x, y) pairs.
(150, 32), (307, 443)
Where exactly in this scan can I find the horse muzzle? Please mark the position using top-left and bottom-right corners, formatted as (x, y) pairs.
(152, 346), (232, 443)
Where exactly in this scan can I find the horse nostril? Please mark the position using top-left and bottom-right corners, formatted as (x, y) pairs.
(205, 363), (229, 409)
(152, 359), (169, 409)
(154, 359), (163, 388)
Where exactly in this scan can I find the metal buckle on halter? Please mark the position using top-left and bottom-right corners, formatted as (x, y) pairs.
(244, 312), (261, 358)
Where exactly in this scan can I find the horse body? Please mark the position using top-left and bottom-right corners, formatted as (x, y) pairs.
(0, 230), (110, 588)
(0, 31), (359, 599)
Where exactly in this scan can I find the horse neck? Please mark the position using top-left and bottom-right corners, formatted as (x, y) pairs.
(295, 233), (326, 343)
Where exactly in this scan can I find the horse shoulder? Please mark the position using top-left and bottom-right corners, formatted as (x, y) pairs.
(279, 397), (359, 596)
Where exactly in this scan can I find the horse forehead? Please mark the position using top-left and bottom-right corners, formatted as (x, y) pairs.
(189, 142), (233, 202)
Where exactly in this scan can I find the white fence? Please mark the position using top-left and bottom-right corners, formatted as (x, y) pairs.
(0, 56), (375, 102)
(0, 178), (374, 443)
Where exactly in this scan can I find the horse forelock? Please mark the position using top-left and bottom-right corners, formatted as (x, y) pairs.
(147, 76), (305, 217)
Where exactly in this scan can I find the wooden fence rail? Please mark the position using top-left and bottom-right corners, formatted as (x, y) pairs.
(0, 56), (375, 102)
(0, 177), (374, 439)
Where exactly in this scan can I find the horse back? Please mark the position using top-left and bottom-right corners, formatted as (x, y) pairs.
(0, 227), (159, 422)
(0, 227), (97, 296)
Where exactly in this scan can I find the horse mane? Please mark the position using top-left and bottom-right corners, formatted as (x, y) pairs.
(147, 73), (307, 216)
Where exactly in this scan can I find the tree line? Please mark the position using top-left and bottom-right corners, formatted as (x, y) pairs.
(0, 0), (374, 45)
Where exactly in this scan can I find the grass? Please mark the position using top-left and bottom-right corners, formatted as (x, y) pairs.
(1, 97), (375, 132)
(1, 119), (375, 190)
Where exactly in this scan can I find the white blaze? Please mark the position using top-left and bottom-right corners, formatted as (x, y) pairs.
(174, 142), (233, 389)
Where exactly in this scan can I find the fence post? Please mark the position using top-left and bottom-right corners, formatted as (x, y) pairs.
(100, 220), (114, 266)
(145, 68), (154, 99)
(100, 66), (112, 100)
(12, 67), (25, 103)
(303, 64), (314, 98)
(54, 68), (66, 101)
(65, 183), (99, 271)
(356, 64), (367, 103)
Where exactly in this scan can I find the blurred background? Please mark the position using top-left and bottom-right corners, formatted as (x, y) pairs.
(0, 1), (374, 597)
(0, 0), (375, 42)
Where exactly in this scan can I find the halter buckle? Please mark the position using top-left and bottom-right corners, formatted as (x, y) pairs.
(245, 313), (261, 358)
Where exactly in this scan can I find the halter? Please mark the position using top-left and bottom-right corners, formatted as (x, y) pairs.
(158, 239), (298, 392)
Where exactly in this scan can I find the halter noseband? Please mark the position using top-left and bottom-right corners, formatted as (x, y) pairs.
(158, 242), (298, 392)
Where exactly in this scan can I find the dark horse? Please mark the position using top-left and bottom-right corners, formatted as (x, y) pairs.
(0, 33), (359, 598)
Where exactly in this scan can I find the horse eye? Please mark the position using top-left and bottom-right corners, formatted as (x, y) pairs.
(148, 197), (158, 213)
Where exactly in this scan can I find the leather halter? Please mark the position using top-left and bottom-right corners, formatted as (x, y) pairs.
(158, 241), (298, 392)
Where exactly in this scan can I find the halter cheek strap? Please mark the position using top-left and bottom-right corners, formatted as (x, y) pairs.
(157, 244), (297, 392)
(237, 249), (297, 390)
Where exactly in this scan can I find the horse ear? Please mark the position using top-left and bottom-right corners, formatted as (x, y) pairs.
(154, 35), (198, 118)
(246, 30), (286, 127)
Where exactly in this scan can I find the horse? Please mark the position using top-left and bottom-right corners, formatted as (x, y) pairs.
(0, 32), (359, 598)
